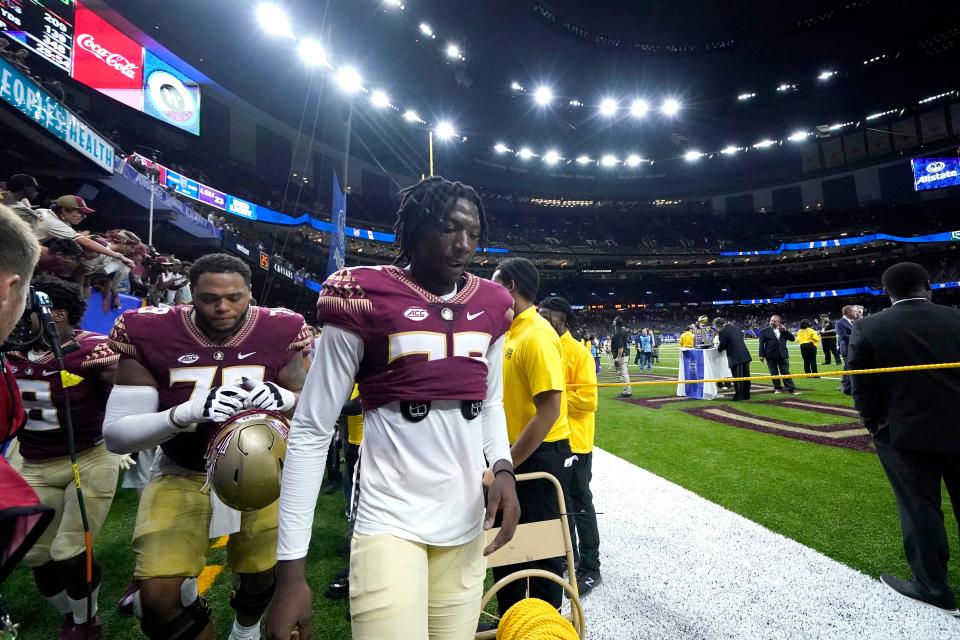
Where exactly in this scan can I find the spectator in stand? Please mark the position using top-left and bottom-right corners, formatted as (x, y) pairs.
(612, 317), (632, 398)
(758, 315), (800, 395)
(1, 174), (41, 227)
(796, 320), (821, 376)
(32, 196), (135, 269)
(35, 238), (82, 279)
(819, 314), (840, 365)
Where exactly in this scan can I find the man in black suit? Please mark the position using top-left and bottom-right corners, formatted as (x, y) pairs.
(714, 317), (752, 400)
(848, 262), (960, 615)
(835, 304), (861, 394)
(757, 315), (800, 394)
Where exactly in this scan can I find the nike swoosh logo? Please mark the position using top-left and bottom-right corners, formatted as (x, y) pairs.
(466, 311), (485, 320)
(42, 370), (58, 377)
(238, 352), (257, 360)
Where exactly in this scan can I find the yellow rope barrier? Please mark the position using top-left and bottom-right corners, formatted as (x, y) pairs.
(569, 361), (960, 388)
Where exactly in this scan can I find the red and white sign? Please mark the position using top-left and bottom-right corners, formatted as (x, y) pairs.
(71, 1), (143, 110)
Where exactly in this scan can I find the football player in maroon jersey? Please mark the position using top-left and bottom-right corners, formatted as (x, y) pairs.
(269, 177), (520, 640)
(6, 275), (120, 639)
(102, 254), (310, 640)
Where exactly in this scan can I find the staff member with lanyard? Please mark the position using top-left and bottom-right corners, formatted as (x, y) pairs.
(492, 258), (572, 618)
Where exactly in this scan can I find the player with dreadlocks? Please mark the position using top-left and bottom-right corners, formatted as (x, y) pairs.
(269, 176), (520, 640)
(393, 176), (489, 268)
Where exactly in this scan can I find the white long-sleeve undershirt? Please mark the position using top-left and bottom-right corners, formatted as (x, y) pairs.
(276, 325), (511, 560)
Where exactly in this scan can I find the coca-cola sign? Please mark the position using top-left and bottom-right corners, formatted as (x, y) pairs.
(76, 34), (139, 79)
(72, 3), (143, 111)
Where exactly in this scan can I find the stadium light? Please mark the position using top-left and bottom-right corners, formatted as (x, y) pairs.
(256, 3), (294, 38)
(818, 70), (836, 81)
(720, 145), (739, 155)
(625, 154), (642, 167)
(629, 99), (649, 118)
(446, 44), (461, 59)
(297, 38), (328, 67)
(534, 86), (554, 106)
(599, 98), (618, 117)
(569, 99), (582, 107)
(370, 90), (390, 108)
(494, 142), (510, 154)
(419, 23), (434, 37)
(683, 150), (702, 161)
(600, 154), (618, 167)
(383, 0), (405, 8)
(544, 149), (561, 165)
(435, 121), (456, 140)
(737, 92), (756, 101)
(576, 155), (593, 165)
(518, 147), (534, 159)
(403, 109), (421, 123)
(510, 81), (524, 92)
(335, 66), (363, 93)
(754, 138), (777, 148)
(661, 98), (681, 116)
(787, 130), (809, 142)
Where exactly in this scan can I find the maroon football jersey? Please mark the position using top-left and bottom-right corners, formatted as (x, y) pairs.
(317, 266), (514, 409)
(8, 331), (120, 461)
(109, 305), (311, 472)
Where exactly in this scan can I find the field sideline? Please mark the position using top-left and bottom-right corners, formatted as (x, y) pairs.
(3, 343), (956, 638)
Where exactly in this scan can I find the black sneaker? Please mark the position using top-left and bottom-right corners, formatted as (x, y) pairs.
(325, 574), (350, 600)
(576, 569), (602, 597)
(615, 392), (632, 399)
(880, 573), (959, 615)
(476, 620), (499, 633)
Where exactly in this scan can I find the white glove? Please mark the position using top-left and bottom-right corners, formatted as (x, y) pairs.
(171, 385), (249, 428)
(244, 381), (296, 412)
(118, 454), (137, 471)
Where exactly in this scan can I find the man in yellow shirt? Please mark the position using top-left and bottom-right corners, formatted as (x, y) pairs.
(538, 297), (601, 596)
(680, 324), (696, 349)
(492, 258), (571, 617)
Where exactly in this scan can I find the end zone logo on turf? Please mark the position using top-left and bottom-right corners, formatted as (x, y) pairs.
(404, 306), (429, 321)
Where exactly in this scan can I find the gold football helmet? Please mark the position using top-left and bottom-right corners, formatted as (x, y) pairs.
(205, 409), (289, 511)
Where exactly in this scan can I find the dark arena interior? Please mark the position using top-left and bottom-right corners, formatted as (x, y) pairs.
(1, 1), (959, 638)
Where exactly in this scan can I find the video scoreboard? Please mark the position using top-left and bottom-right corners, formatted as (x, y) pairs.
(0, 0), (74, 72)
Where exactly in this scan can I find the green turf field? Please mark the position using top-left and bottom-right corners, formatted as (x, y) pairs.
(3, 342), (956, 638)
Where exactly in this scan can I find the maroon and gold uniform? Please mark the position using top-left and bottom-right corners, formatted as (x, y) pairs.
(7, 330), (119, 460)
(107, 304), (311, 579)
(6, 331), (120, 568)
(108, 305), (312, 472)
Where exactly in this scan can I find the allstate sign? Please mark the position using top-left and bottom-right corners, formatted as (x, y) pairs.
(911, 157), (960, 192)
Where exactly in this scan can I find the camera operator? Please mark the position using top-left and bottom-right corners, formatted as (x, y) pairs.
(0, 205), (51, 585)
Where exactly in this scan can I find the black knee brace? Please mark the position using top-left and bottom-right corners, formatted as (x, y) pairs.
(140, 596), (210, 640)
(229, 573), (276, 619)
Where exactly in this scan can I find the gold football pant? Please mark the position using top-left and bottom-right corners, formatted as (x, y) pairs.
(12, 442), (118, 566)
(132, 474), (278, 578)
(349, 532), (486, 640)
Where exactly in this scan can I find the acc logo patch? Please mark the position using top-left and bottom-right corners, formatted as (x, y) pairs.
(403, 306), (429, 322)
(505, 348), (514, 360)
(178, 353), (200, 364)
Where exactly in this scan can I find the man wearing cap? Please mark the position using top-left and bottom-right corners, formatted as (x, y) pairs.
(33, 196), (134, 268)
(1, 174), (40, 226)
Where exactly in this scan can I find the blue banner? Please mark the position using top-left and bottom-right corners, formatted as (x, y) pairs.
(328, 171), (347, 277)
(682, 350), (705, 399)
(721, 229), (960, 257)
(0, 57), (114, 172)
(912, 157), (960, 192)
